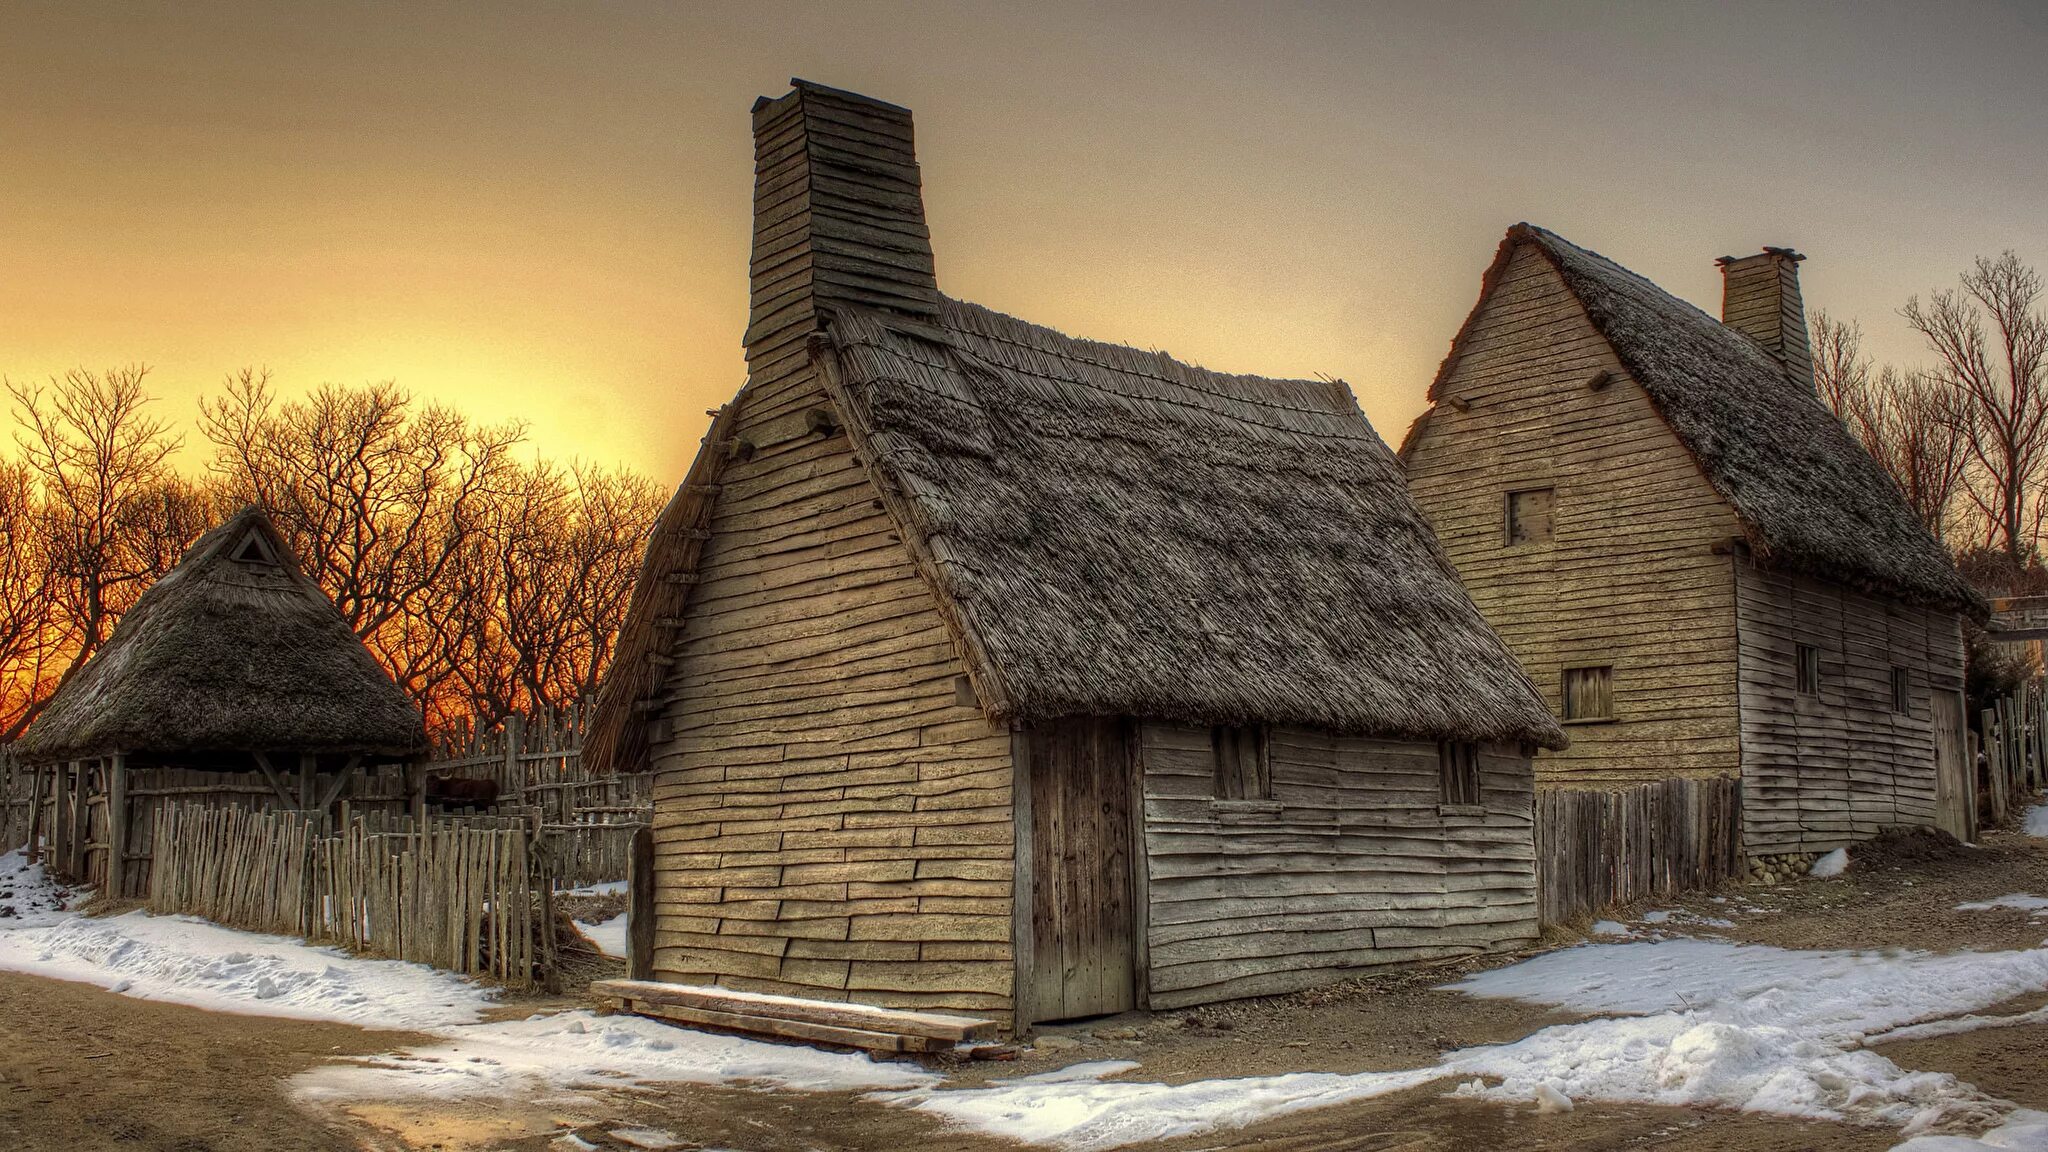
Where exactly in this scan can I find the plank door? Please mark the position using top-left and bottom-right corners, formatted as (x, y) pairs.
(1021, 717), (1135, 1023)
(1933, 690), (1973, 841)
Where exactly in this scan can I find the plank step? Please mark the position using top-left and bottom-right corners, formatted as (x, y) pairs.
(591, 979), (999, 1048)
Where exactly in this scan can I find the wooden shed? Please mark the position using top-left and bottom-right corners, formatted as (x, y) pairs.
(1400, 225), (1987, 853)
(585, 80), (1564, 1029)
(15, 505), (427, 894)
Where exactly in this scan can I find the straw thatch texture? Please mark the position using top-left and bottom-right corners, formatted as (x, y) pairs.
(819, 297), (1566, 748)
(16, 506), (427, 763)
(1432, 224), (1982, 618)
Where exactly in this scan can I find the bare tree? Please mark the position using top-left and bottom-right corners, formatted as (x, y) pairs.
(1902, 253), (2048, 561)
(0, 462), (59, 736)
(1813, 311), (1972, 540)
(4, 367), (205, 736)
(200, 371), (527, 641)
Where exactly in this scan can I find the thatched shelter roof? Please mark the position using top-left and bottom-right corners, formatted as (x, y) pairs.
(588, 297), (1565, 769)
(16, 506), (427, 764)
(1417, 224), (1984, 618)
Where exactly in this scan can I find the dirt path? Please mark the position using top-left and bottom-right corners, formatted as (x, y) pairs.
(14, 824), (2048, 1150)
(0, 968), (427, 1151)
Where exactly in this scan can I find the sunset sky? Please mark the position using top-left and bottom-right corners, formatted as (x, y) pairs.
(4, 1), (2046, 481)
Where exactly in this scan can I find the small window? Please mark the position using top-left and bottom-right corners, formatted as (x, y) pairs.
(1439, 741), (1481, 806)
(1211, 725), (1271, 800)
(229, 529), (278, 567)
(1796, 644), (1821, 696)
(1505, 487), (1555, 547)
(1890, 666), (1911, 715)
(1562, 666), (1614, 722)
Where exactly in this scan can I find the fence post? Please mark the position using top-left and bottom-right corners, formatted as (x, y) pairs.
(629, 825), (655, 980)
(503, 714), (525, 796)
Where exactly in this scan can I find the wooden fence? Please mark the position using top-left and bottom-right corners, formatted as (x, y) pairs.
(1534, 776), (1744, 926)
(1980, 679), (2045, 829)
(425, 706), (649, 890)
(147, 803), (556, 987)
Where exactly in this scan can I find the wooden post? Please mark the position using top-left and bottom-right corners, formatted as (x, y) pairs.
(503, 713), (525, 799)
(107, 753), (128, 898)
(24, 764), (45, 864)
(628, 825), (655, 981)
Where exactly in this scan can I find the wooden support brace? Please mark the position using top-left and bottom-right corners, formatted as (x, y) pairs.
(315, 755), (362, 813)
(1445, 393), (1472, 412)
(250, 751), (298, 809)
(1587, 369), (1614, 391)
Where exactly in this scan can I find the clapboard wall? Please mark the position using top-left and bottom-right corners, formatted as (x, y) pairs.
(1403, 242), (1749, 784)
(1137, 722), (1536, 1008)
(1736, 565), (1963, 853)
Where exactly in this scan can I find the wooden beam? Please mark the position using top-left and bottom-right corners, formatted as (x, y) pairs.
(314, 754), (361, 813)
(628, 826), (655, 981)
(1587, 369), (1614, 392)
(1010, 724), (1035, 1033)
(1445, 393), (1472, 412)
(106, 753), (128, 898)
(589, 979), (998, 1042)
(250, 751), (298, 809)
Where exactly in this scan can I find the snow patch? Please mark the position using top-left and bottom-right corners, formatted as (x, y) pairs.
(1590, 920), (1631, 937)
(885, 938), (2048, 1149)
(2024, 806), (2048, 839)
(607, 1128), (687, 1150)
(575, 914), (628, 958)
(1811, 848), (1850, 877)
(293, 1009), (935, 1102)
(1957, 895), (2048, 917)
(0, 908), (491, 1028)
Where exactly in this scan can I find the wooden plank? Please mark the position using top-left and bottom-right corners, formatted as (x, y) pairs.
(619, 998), (946, 1054)
(591, 979), (997, 1041)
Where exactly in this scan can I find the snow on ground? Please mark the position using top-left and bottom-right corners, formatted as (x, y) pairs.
(880, 938), (2048, 1150)
(292, 1009), (934, 1102)
(1812, 848), (1851, 877)
(1591, 919), (1631, 936)
(1957, 895), (2048, 917)
(562, 881), (628, 897)
(0, 910), (494, 1029)
(0, 848), (492, 1029)
(576, 913), (628, 958)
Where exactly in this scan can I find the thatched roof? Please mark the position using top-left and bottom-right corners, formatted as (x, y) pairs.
(16, 506), (427, 764)
(1420, 224), (1984, 618)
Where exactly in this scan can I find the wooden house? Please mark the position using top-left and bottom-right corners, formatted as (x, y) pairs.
(585, 80), (1564, 1029)
(1400, 225), (1987, 853)
(15, 505), (427, 894)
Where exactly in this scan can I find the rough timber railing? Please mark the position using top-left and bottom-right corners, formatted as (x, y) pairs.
(424, 704), (651, 889)
(1980, 678), (2046, 828)
(1534, 776), (1743, 926)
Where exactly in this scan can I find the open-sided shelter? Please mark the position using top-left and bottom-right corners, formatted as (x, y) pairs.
(16, 505), (427, 893)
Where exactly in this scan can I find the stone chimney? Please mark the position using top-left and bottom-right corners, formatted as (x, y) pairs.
(744, 80), (939, 382)
(1716, 246), (1813, 389)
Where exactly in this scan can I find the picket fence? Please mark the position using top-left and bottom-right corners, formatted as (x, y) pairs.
(147, 803), (556, 987)
(1534, 775), (1744, 925)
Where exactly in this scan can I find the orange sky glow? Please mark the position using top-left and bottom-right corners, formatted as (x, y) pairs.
(4, 1), (2046, 481)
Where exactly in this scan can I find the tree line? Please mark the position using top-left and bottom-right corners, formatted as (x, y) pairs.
(0, 367), (663, 746)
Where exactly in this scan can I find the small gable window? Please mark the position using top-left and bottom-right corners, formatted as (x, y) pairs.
(1211, 725), (1271, 801)
(229, 529), (280, 568)
(1505, 487), (1555, 547)
(1796, 644), (1821, 697)
(1562, 665), (1614, 722)
(1891, 666), (1912, 715)
(1439, 741), (1481, 806)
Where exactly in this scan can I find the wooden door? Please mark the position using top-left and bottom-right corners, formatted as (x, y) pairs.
(1933, 690), (1973, 841)
(1020, 717), (1135, 1023)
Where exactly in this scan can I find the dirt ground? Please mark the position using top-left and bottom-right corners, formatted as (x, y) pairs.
(18, 824), (2048, 1151)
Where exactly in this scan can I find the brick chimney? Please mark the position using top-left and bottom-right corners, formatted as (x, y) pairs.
(744, 80), (939, 382)
(1716, 246), (1813, 389)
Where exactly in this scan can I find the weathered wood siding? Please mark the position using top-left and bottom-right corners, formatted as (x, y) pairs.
(1735, 565), (1964, 853)
(1403, 242), (1748, 784)
(645, 377), (1015, 1019)
(1137, 722), (1535, 1008)
(646, 83), (1012, 1022)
